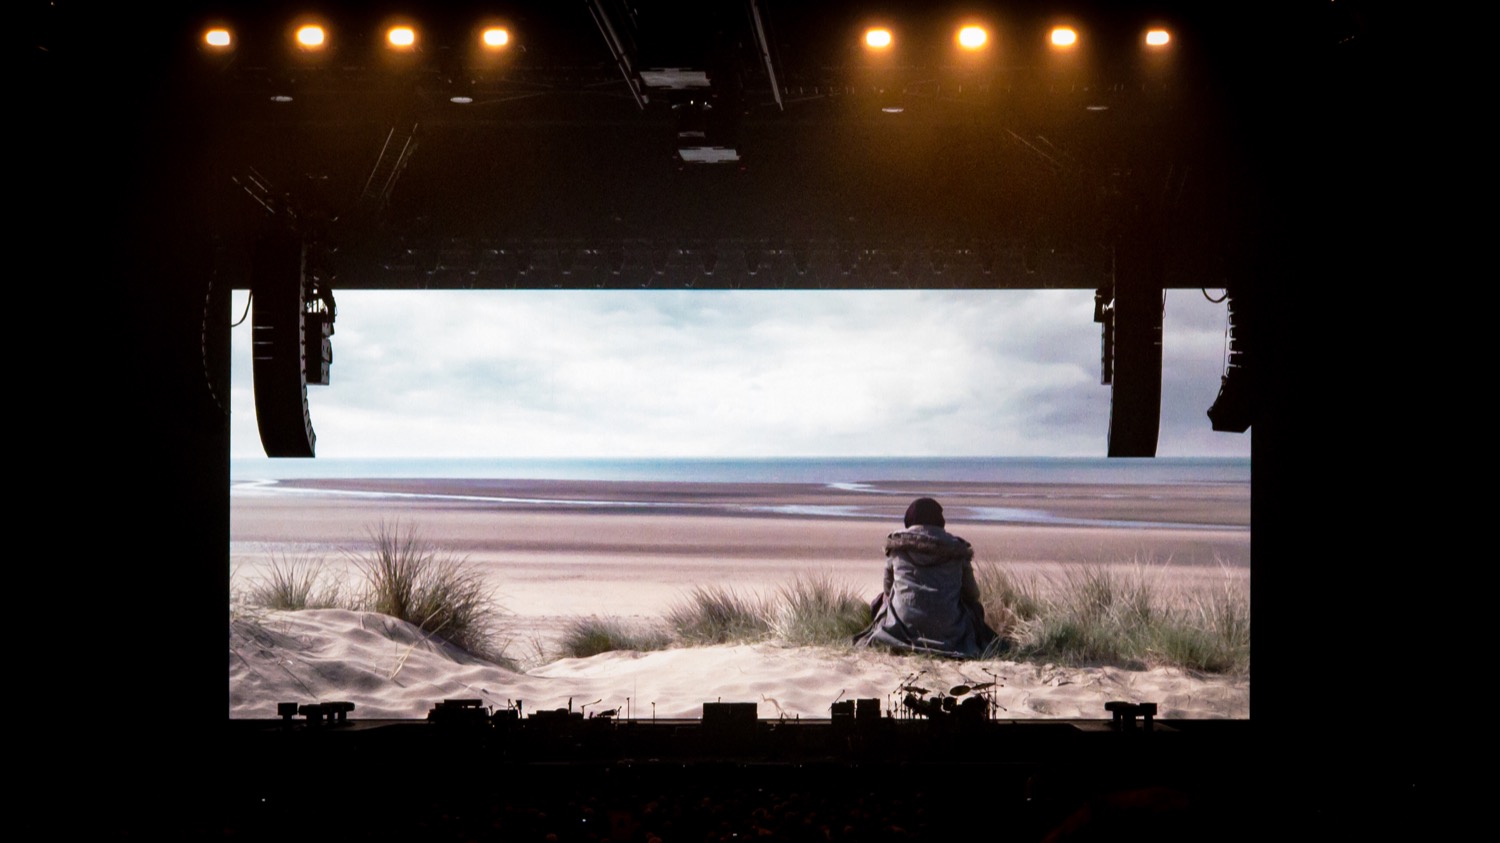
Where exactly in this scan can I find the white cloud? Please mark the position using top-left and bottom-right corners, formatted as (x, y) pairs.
(230, 289), (1250, 459)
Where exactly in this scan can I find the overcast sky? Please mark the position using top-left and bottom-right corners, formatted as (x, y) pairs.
(229, 289), (1249, 460)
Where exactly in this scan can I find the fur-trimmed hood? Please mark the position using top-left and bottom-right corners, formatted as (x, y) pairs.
(885, 525), (972, 567)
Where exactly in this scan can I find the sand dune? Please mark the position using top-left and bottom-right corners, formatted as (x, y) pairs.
(231, 609), (1248, 721)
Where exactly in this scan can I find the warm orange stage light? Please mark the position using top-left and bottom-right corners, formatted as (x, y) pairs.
(1145, 29), (1171, 47)
(481, 27), (510, 48)
(387, 26), (416, 48)
(864, 28), (893, 49)
(296, 25), (326, 49)
(957, 26), (987, 50)
(1050, 27), (1078, 48)
(204, 28), (232, 48)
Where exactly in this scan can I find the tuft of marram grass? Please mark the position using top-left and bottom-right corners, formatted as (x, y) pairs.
(349, 520), (504, 661)
(987, 562), (1250, 674)
(557, 616), (671, 659)
(244, 554), (345, 611)
(974, 561), (1044, 641)
(1173, 572), (1251, 673)
(664, 585), (773, 644)
(772, 572), (871, 647)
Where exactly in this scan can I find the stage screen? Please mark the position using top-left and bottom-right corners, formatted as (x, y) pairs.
(229, 289), (1249, 720)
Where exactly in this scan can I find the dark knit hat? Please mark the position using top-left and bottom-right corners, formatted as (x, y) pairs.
(904, 497), (945, 528)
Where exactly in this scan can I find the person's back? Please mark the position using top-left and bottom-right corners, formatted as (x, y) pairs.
(884, 524), (979, 653)
(853, 498), (997, 658)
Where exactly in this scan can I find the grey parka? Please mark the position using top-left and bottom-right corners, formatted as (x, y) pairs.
(852, 524), (997, 658)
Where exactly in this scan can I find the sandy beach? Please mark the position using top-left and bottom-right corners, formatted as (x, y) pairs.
(230, 477), (1249, 720)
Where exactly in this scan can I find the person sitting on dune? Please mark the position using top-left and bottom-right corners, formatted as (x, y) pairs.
(852, 497), (998, 659)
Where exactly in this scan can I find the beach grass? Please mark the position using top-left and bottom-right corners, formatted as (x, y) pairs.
(772, 572), (871, 646)
(664, 585), (774, 644)
(349, 521), (504, 661)
(1171, 573), (1251, 673)
(568, 573), (867, 655)
(549, 576), (865, 658)
(231, 522), (1245, 674)
(242, 554), (346, 611)
(553, 562), (1246, 674)
(979, 561), (1251, 674)
(974, 561), (1045, 642)
(557, 616), (672, 659)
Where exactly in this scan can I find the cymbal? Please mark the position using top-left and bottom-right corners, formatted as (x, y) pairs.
(949, 684), (971, 696)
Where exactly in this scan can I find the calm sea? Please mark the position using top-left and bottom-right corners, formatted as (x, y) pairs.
(230, 456), (1248, 485)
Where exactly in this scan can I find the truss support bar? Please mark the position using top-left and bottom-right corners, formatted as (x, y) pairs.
(587, 0), (647, 110)
(748, 0), (784, 111)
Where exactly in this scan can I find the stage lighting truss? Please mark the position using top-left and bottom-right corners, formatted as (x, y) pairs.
(200, 14), (1181, 74)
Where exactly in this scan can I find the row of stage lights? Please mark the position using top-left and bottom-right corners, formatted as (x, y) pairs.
(201, 23), (511, 52)
(864, 23), (1170, 51)
(199, 20), (1171, 54)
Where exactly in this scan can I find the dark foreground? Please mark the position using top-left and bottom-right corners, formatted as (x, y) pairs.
(114, 712), (1426, 842)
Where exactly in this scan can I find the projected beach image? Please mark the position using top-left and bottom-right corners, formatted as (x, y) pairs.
(230, 290), (1249, 720)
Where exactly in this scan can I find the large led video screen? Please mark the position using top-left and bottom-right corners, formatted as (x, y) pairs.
(229, 289), (1248, 720)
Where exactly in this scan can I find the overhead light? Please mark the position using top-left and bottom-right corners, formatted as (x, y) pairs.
(295, 25), (326, 50)
(1049, 27), (1078, 49)
(481, 28), (510, 49)
(1145, 29), (1171, 47)
(865, 28), (893, 49)
(448, 76), (476, 105)
(270, 94), (293, 103)
(956, 26), (987, 50)
(678, 146), (741, 164)
(387, 26), (416, 49)
(203, 28), (232, 48)
(881, 106), (904, 113)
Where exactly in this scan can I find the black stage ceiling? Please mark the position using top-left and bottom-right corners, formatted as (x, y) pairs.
(133, 0), (1296, 290)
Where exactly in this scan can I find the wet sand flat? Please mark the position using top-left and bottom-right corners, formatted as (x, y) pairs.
(232, 478), (1249, 618)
